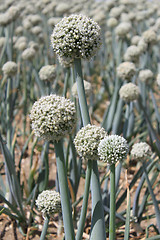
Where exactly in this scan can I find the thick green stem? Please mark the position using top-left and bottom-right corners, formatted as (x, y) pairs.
(6, 78), (11, 151)
(40, 215), (50, 240)
(54, 140), (75, 240)
(109, 164), (116, 240)
(73, 58), (90, 125)
(73, 58), (106, 240)
(76, 160), (92, 240)
(90, 161), (106, 240)
(142, 162), (160, 233)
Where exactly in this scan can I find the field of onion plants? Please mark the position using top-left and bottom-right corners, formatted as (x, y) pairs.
(0, 0), (160, 239)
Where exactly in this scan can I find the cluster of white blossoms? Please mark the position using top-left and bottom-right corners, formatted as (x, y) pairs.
(131, 35), (141, 45)
(131, 142), (152, 161)
(71, 80), (92, 98)
(74, 124), (107, 161)
(117, 61), (136, 81)
(119, 83), (140, 102)
(138, 69), (153, 83)
(39, 65), (57, 82)
(107, 17), (118, 28)
(36, 190), (61, 217)
(98, 135), (129, 165)
(51, 14), (102, 66)
(22, 47), (36, 61)
(2, 61), (18, 77)
(30, 94), (76, 141)
(137, 37), (148, 53)
(142, 29), (157, 44)
(115, 22), (132, 38)
(124, 45), (141, 62)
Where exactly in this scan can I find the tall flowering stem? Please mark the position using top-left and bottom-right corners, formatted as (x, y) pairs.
(40, 216), (50, 240)
(74, 58), (106, 240)
(98, 135), (129, 240)
(109, 164), (116, 240)
(54, 140), (75, 240)
(30, 95), (76, 240)
(73, 58), (90, 126)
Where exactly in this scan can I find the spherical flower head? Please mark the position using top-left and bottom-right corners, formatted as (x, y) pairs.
(6, 6), (20, 22)
(131, 35), (141, 45)
(117, 62), (136, 81)
(16, 41), (27, 51)
(31, 26), (42, 35)
(74, 124), (107, 161)
(2, 61), (17, 77)
(138, 69), (153, 83)
(55, 3), (70, 15)
(39, 65), (57, 82)
(124, 45), (140, 62)
(51, 14), (102, 66)
(22, 47), (36, 61)
(131, 142), (152, 161)
(36, 190), (61, 217)
(137, 37), (148, 53)
(107, 17), (118, 28)
(98, 135), (129, 164)
(142, 29), (157, 44)
(30, 94), (76, 141)
(109, 6), (124, 18)
(119, 83), (140, 102)
(72, 80), (92, 98)
(115, 22), (132, 38)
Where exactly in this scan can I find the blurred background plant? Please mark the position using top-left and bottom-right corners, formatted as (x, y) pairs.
(0, 0), (160, 239)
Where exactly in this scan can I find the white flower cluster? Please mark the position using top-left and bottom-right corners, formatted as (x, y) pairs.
(39, 65), (57, 82)
(119, 83), (140, 102)
(115, 22), (132, 37)
(117, 61), (136, 81)
(51, 14), (102, 66)
(71, 80), (92, 98)
(138, 69), (153, 83)
(142, 29), (157, 44)
(131, 142), (152, 161)
(0, 6), (19, 26)
(98, 135), (129, 165)
(74, 124), (107, 161)
(137, 37), (148, 53)
(107, 17), (118, 28)
(36, 190), (61, 217)
(131, 35), (141, 45)
(124, 45), (140, 62)
(2, 61), (18, 77)
(22, 47), (36, 61)
(30, 94), (76, 141)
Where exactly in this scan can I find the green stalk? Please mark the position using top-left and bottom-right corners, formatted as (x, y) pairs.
(23, 64), (27, 138)
(73, 58), (106, 240)
(54, 140), (75, 240)
(142, 161), (160, 233)
(109, 164), (115, 240)
(73, 58), (90, 126)
(40, 215), (50, 240)
(90, 161), (106, 240)
(6, 77), (12, 151)
(76, 160), (92, 240)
